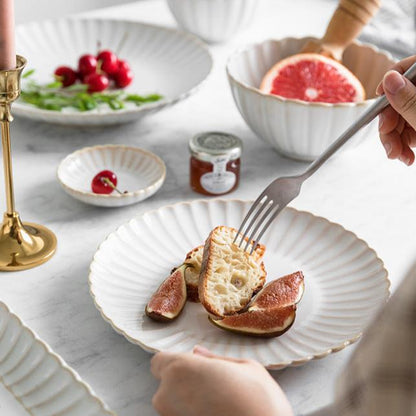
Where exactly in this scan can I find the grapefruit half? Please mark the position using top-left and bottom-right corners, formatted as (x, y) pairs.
(260, 53), (365, 103)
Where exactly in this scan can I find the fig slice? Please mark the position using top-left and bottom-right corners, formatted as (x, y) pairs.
(209, 305), (296, 338)
(145, 265), (187, 322)
(248, 271), (304, 312)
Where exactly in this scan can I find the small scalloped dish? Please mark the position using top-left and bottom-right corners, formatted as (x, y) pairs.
(57, 144), (166, 207)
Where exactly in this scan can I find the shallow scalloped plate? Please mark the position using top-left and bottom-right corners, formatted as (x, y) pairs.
(0, 301), (115, 416)
(89, 199), (389, 369)
(57, 144), (166, 207)
(14, 18), (212, 126)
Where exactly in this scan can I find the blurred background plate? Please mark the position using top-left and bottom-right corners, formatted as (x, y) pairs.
(0, 302), (115, 416)
(14, 18), (212, 126)
(89, 199), (389, 369)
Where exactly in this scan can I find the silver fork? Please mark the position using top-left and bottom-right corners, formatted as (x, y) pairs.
(235, 62), (416, 254)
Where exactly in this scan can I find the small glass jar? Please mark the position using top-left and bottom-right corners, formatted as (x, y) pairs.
(189, 132), (242, 196)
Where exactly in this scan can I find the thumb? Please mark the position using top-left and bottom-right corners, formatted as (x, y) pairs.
(382, 70), (416, 130)
(193, 345), (248, 363)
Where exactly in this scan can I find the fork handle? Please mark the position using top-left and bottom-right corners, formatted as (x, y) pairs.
(302, 62), (416, 179)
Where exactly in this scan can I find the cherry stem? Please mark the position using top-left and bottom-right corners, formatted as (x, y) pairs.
(96, 40), (102, 55)
(100, 177), (127, 194)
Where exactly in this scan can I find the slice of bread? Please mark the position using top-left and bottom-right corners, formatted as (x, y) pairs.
(183, 245), (204, 302)
(183, 238), (266, 302)
(199, 226), (266, 317)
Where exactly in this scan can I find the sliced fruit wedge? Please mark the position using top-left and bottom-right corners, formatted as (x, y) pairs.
(145, 265), (187, 322)
(249, 271), (304, 311)
(209, 271), (304, 337)
(260, 53), (365, 103)
(209, 305), (296, 338)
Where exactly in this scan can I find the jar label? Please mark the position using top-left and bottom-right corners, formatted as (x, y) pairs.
(200, 156), (236, 194)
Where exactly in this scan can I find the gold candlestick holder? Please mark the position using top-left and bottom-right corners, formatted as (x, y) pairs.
(0, 56), (57, 271)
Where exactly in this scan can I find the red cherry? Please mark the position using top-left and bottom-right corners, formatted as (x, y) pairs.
(78, 54), (97, 76)
(54, 66), (77, 87)
(84, 73), (109, 92)
(114, 67), (134, 88)
(97, 50), (119, 75)
(91, 170), (118, 194)
(117, 59), (131, 72)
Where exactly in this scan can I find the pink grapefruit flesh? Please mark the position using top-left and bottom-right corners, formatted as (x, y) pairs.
(260, 53), (365, 103)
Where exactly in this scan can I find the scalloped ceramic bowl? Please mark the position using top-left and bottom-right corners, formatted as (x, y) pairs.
(57, 145), (166, 207)
(227, 37), (396, 161)
(167, 0), (257, 43)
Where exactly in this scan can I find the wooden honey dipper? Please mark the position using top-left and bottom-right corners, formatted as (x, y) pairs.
(301, 0), (381, 61)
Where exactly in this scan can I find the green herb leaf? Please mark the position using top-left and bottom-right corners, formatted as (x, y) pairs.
(22, 69), (35, 78)
(20, 76), (163, 112)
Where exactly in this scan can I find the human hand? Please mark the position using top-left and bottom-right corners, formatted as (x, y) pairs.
(151, 345), (294, 416)
(377, 55), (416, 165)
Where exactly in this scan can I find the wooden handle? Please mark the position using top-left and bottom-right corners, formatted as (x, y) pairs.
(302, 0), (381, 61)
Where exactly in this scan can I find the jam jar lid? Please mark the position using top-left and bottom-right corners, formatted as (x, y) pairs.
(189, 132), (243, 162)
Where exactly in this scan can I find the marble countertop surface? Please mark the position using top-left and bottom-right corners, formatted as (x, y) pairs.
(2, 0), (416, 415)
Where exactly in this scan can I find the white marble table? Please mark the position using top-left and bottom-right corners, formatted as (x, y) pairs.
(2, 1), (416, 415)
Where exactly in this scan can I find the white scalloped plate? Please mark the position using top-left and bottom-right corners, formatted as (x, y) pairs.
(0, 302), (115, 416)
(14, 18), (212, 126)
(89, 199), (389, 369)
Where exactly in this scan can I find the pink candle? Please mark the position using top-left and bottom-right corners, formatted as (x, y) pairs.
(0, 0), (15, 70)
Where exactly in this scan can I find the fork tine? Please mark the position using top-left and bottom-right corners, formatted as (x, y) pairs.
(237, 196), (271, 249)
(233, 191), (268, 246)
(249, 205), (285, 254)
(244, 201), (278, 253)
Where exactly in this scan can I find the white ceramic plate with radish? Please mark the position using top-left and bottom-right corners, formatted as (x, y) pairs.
(89, 199), (389, 369)
(14, 18), (212, 126)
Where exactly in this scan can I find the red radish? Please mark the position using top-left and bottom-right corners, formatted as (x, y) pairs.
(91, 170), (118, 194)
(97, 50), (119, 75)
(54, 66), (77, 87)
(78, 54), (97, 76)
(84, 73), (109, 93)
